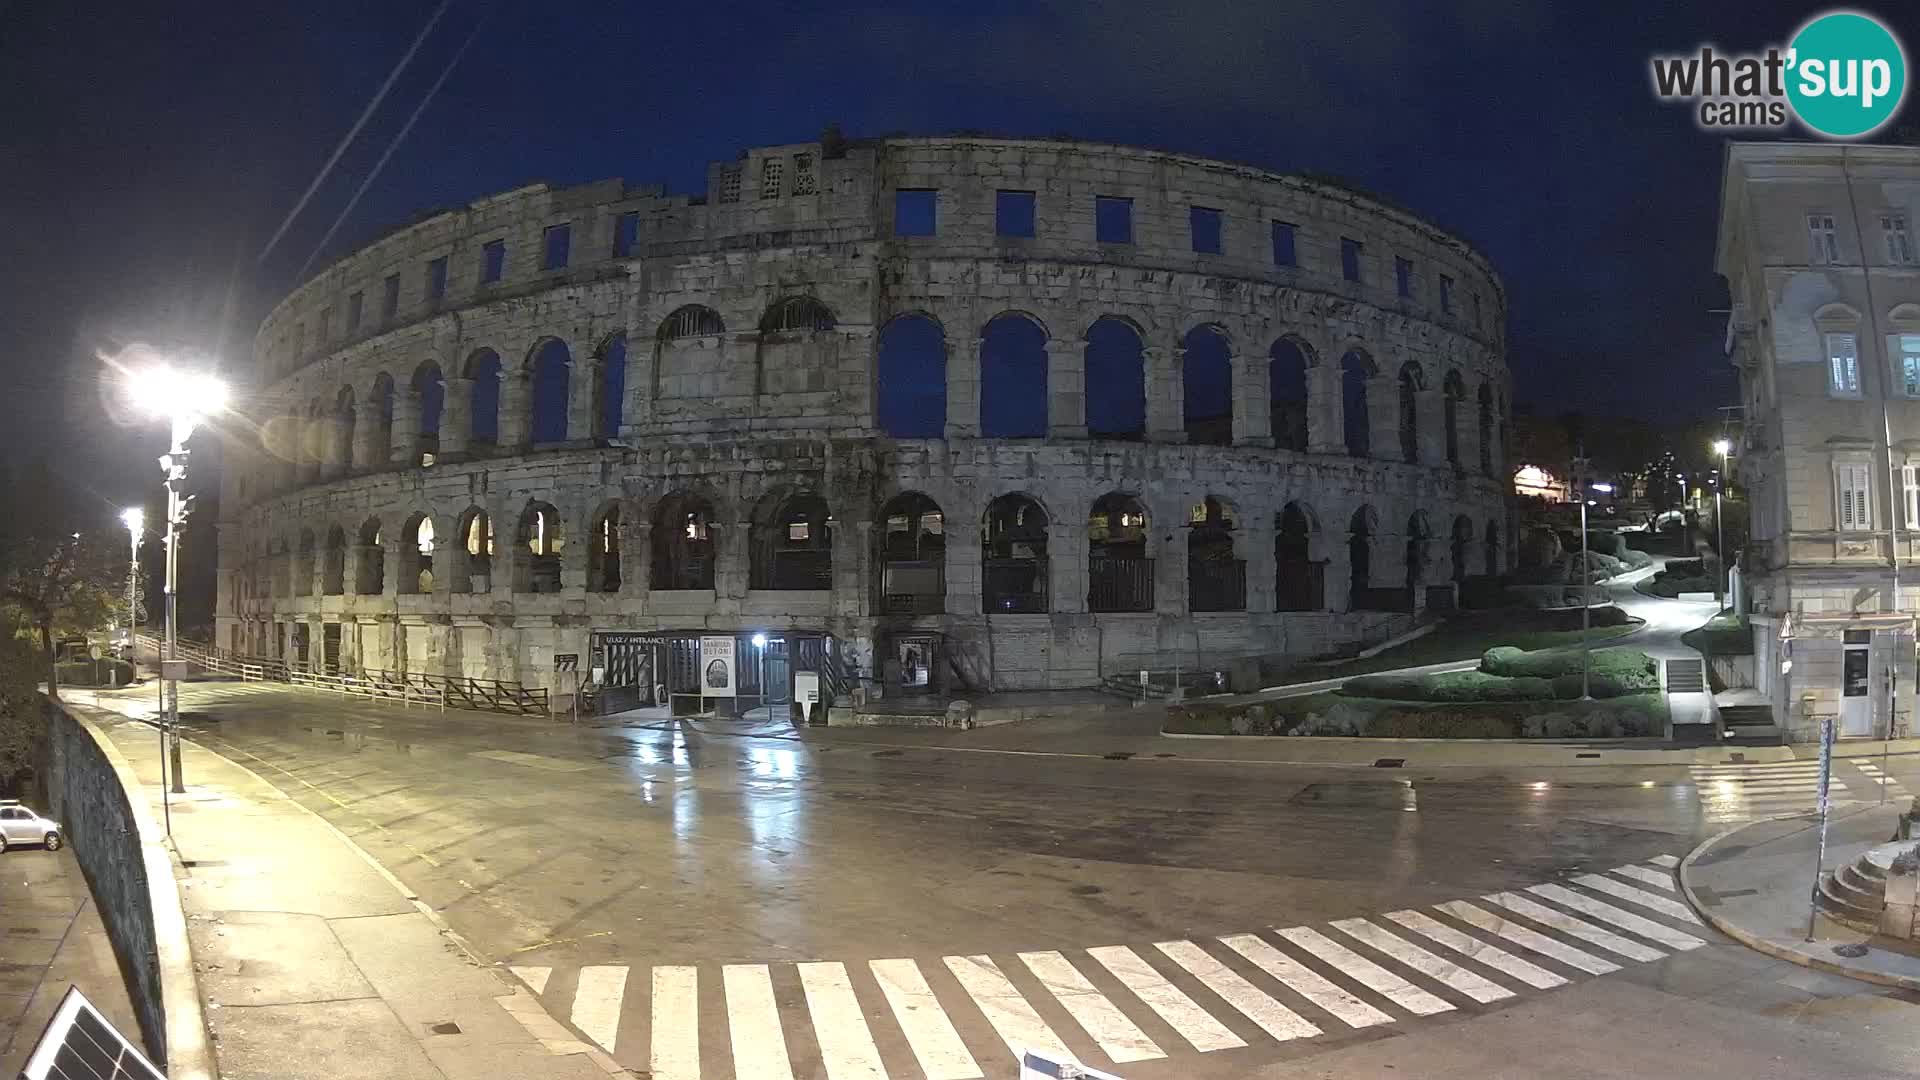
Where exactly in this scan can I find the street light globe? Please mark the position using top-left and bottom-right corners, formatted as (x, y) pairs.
(120, 507), (144, 532)
(129, 365), (228, 421)
(1712, 438), (1732, 456)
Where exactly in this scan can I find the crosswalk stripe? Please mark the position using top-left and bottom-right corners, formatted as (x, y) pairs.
(511, 965), (552, 995)
(1218, 933), (1394, 1028)
(1610, 865), (1677, 890)
(1329, 918), (1515, 1004)
(572, 965), (626, 1054)
(1274, 926), (1454, 1016)
(869, 959), (981, 1080)
(797, 962), (887, 1080)
(946, 955), (1070, 1065)
(1647, 854), (1680, 868)
(1085, 945), (1245, 1053)
(1154, 940), (1321, 1042)
(1485, 892), (1666, 962)
(1573, 875), (1700, 923)
(1383, 910), (1567, 990)
(1529, 885), (1706, 950)
(1436, 901), (1620, 975)
(1018, 951), (1164, 1063)
(651, 966), (700, 1080)
(723, 964), (796, 1080)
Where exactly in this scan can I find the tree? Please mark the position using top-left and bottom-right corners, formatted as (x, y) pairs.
(0, 460), (128, 700)
(0, 633), (40, 795)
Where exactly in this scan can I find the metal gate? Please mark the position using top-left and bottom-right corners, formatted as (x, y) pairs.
(322, 623), (342, 674)
(591, 631), (658, 714)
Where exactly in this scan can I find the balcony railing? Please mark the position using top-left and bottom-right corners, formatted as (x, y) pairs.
(1189, 558), (1247, 612)
(1089, 556), (1154, 613)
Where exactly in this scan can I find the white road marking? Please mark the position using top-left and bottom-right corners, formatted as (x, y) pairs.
(1528, 885), (1706, 950)
(1383, 909), (1567, 990)
(651, 966), (700, 1080)
(511, 965), (552, 995)
(723, 964), (796, 1080)
(1484, 892), (1667, 962)
(1329, 918), (1515, 1003)
(1019, 951), (1164, 1063)
(1572, 874), (1702, 924)
(945, 955), (1070, 1064)
(1085, 945), (1245, 1053)
(1646, 854), (1680, 868)
(1218, 933), (1394, 1028)
(1436, 900), (1620, 975)
(797, 962), (887, 1080)
(1153, 940), (1321, 1042)
(869, 958), (981, 1080)
(1275, 926), (1454, 1016)
(572, 965), (626, 1054)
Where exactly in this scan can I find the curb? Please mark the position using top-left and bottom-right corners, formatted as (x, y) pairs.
(1677, 812), (1920, 993)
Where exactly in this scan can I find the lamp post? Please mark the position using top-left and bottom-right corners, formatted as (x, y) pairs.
(1712, 439), (1732, 609)
(129, 364), (228, 797)
(1581, 481), (1615, 701)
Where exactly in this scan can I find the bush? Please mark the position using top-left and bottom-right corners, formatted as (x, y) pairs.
(1481, 644), (1656, 685)
(1368, 711), (1519, 739)
(1549, 672), (1641, 699)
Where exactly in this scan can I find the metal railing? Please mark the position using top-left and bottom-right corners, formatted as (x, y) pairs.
(138, 634), (549, 716)
(1089, 556), (1154, 613)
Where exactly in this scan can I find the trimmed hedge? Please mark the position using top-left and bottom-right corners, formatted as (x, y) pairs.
(1481, 644), (1655, 683)
(54, 659), (134, 687)
(1165, 692), (1665, 739)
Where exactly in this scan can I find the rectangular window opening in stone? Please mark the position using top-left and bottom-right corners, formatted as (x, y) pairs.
(542, 223), (571, 270)
(1439, 274), (1455, 314)
(1808, 213), (1839, 264)
(1904, 463), (1920, 527)
(718, 163), (743, 204)
(347, 290), (364, 333)
(614, 211), (640, 257)
(1342, 237), (1363, 282)
(895, 189), (937, 236)
(1827, 332), (1859, 396)
(381, 273), (400, 322)
(1096, 195), (1133, 244)
(1271, 220), (1296, 266)
(1838, 459), (1872, 531)
(793, 153), (816, 195)
(317, 304), (331, 344)
(1190, 206), (1222, 254)
(1903, 335), (1920, 397)
(481, 239), (506, 283)
(996, 190), (1036, 238)
(760, 158), (784, 199)
(1395, 256), (1414, 298)
(1884, 214), (1915, 265)
(427, 255), (448, 302)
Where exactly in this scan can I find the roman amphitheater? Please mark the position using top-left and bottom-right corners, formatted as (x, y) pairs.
(216, 134), (1511, 715)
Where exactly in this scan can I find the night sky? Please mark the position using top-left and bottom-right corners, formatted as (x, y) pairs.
(4, 0), (1916, 515)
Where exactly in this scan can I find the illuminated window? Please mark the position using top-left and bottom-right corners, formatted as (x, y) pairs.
(1826, 332), (1860, 396)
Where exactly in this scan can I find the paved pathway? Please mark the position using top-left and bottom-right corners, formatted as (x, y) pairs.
(0, 845), (140, 1076)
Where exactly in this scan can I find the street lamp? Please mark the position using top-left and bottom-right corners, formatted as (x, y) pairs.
(1712, 439), (1732, 609)
(1581, 482), (1615, 700)
(129, 364), (228, 796)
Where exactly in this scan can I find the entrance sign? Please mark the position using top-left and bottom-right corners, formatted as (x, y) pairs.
(700, 636), (737, 697)
(1021, 1049), (1125, 1079)
(794, 671), (821, 723)
(555, 652), (579, 671)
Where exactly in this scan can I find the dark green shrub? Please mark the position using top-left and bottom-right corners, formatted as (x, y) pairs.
(53, 659), (134, 687)
(1367, 710), (1520, 739)
(1163, 705), (1235, 735)
(1550, 672), (1640, 699)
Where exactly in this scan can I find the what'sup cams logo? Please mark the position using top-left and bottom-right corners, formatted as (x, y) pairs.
(1651, 10), (1907, 138)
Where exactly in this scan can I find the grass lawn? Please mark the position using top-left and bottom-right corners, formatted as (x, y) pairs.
(1271, 612), (1642, 685)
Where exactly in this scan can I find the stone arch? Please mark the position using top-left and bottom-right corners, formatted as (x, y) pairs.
(455, 506), (494, 593)
(760, 296), (837, 334)
(371, 372), (396, 464)
(595, 333), (627, 439)
(294, 527), (316, 596)
(400, 511), (435, 594)
(513, 501), (564, 593)
(1341, 349), (1375, 457)
(750, 489), (833, 591)
(1182, 324), (1233, 446)
(1442, 369), (1465, 465)
(981, 311), (1049, 438)
(652, 490), (718, 591)
(658, 304), (725, 340)
(355, 516), (386, 595)
(1269, 336), (1313, 452)
(1451, 514), (1474, 583)
(1187, 495), (1244, 611)
(1276, 501), (1324, 611)
(1406, 510), (1433, 593)
(1088, 492), (1152, 612)
(586, 499), (624, 593)
(876, 492), (946, 614)
(322, 523), (347, 595)
(1477, 383), (1494, 474)
(1084, 316), (1146, 440)
(412, 359), (445, 458)
(464, 349), (502, 448)
(982, 492), (1050, 612)
(527, 338), (571, 445)
(1398, 361), (1424, 464)
(334, 386), (357, 470)
(303, 398), (325, 477)
(1348, 505), (1377, 603)
(1484, 519), (1502, 576)
(877, 312), (947, 437)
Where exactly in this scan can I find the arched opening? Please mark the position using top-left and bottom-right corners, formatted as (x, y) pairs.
(304, 399), (325, 477)
(659, 304), (725, 341)
(877, 314), (946, 437)
(413, 361), (445, 461)
(322, 525), (346, 595)
(372, 373), (396, 464)
(1085, 317), (1145, 440)
(587, 503), (622, 593)
(1348, 506), (1375, 608)
(1187, 496), (1244, 611)
(1484, 520), (1502, 577)
(1478, 384), (1494, 474)
(1270, 337), (1311, 451)
(294, 529), (316, 596)
(981, 313), (1048, 438)
(1276, 502), (1324, 611)
(355, 518), (385, 595)
(514, 503), (564, 593)
(1406, 512), (1432, 594)
(982, 494), (1049, 612)
(457, 508), (494, 593)
(596, 333), (627, 439)
(876, 493), (946, 614)
(651, 491), (716, 591)
(752, 492), (833, 591)
(529, 339), (571, 444)
(1088, 493), (1152, 612)
(761, 296), (837, 333)
(401, 513), (435, 594)
(334, 386), (357, 470)
(1443, 370), (1464, 465)
(1341, 350), (1374, 457)
(1398, 362), (1422, 464)
(1182, 325), (1233, 446)
(1451, 515), (1474, 583)
(466, 349), (501, 449)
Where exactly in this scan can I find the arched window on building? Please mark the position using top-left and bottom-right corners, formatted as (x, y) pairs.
(322, 525), (346, 595)
(1348, 506), (1376, 608)
(652, 491), (716, 591)
(1443, 370), (1464, 466)
(1398, 362), (1422, 464)
(876, 493), (945, 614)
(588, 503), (622, 593)
(514, 502), (564, 593)
(596, 333), (627, 439)
(335, 386), (357, 470)
(1187, 496), (1244, 611)
(1276, 502), (1323, 611)
(1478, 384), (1494, 474)
(1270, 338), (1311, 452)
(413, 361), (444, 461)
(355, 518), (385, 595)
(1406, 512), (1432, 595)
(982, 494), (1049, 612)
(372, 373), (396, 463)
(1451, 515), (1474, 583)
(1182, 325), (1233, 446)
(980, 313), (1048, 438)
(877, 314), (947, 437)
(294, 529), (316, 596)
(1084, 318), (1145, 440)
(466, 349), (501, 449)
(401, 513), (435, 594)
(752, 492), (833, 591)
(456, 508), (493, 593)
(529, 339), (571, 444)
(1342, 350), (1374, 457)
(1088, 493), (1151, 612)
(760, 296), (836, 333)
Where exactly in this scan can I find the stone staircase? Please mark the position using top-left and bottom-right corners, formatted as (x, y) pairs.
(1817, 844), (1900, 929)
(1719, 703), (1784, 746)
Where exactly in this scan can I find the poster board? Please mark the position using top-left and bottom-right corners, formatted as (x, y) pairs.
(700, 636), (737, 697)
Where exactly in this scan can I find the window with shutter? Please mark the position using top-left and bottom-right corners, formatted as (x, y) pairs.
(1838, 462), (1873, 532)
(1905, 464), (1919, 528)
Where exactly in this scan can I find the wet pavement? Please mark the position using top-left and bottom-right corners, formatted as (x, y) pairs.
(75, 682), (1920, 1078)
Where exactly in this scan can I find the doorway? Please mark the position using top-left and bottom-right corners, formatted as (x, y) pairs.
(1840, 629), (1876, 738)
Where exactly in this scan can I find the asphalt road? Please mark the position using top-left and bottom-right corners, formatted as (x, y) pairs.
(81, 681), (1920, 1079)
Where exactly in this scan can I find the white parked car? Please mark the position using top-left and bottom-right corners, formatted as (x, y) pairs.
(0, 800), (63, 852)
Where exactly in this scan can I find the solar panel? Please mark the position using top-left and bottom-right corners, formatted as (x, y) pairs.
(16, 987), (166, 1080)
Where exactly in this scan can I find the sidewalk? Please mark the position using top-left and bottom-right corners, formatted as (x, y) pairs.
(0, 846), (142, 1077)
(1680, 802), (1920, 990)
(71, 705), (617, 1080)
